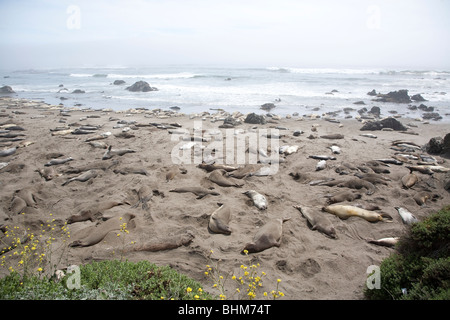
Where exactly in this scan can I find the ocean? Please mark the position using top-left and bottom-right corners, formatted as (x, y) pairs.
(1, 66), (449, 121)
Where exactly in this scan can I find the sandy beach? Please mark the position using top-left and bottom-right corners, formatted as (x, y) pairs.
(0, 96), (449, 300)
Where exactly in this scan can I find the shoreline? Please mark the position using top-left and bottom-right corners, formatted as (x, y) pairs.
(1, 96), (449, 300)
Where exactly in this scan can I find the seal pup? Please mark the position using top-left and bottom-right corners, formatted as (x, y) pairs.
(62, 169), (97, 186)
(367, 237), (399, 247)
(208, 204), (232, 235)
(10, 196), (27, 215)
(170, 187), (220, 199)
(315, 160), (327, 171)
(323, 204), (393, 222)
(294, 205), (337, 239)
(102, 145), (136, 160)
(242, 217), (290, 254)
(337, 179), (376, 195)
(243, 190), (267, 210)
(208, 169), (244, 187)
(395, 207), (419, 225)
(67, 200), (125, 224)
(131, 185), (153, 210)
(197, 163), (238, 173)
(69, 212), (135, 247)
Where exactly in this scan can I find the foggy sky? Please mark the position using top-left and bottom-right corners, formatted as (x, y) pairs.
(1, 0), (449, 70)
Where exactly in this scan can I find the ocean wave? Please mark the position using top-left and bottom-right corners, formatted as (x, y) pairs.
(266, 67), (381, 75)
(69, 72), (201, 80)
(380, 70), (450, 77)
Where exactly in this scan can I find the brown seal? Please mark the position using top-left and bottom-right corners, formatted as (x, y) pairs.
(208, 169), (244, 187)
(322, 204), (393, 222)
(69, 212), (136, 247)
(294, 206), (336, 239)
(242, 217), (290, 254)
(131, 186), (153, 210)
(170, 187), (220, 199)
(208, 204), (232, 235)
(62, 169), (98, 186)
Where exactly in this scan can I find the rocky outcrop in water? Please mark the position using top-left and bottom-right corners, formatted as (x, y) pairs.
(0, 86), (15, 94)
(126, 81), (158, 92)
(360, 117), (407, 131)
(374, 90), (412, 103)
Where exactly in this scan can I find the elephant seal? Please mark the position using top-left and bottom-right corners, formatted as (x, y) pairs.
(395, 207), (419, 225)
(243, 190), (267, 210)
(36, 167), (61, 181)
(401, 172), (418, 189)
(242, 217), (290, 254)
(102, 145), (136, 160)
(10, 196), (27, 215)
(67, 200), (125, 224)
(208, 169), (244, 187)
(170, 187), (220, 199)
(0, 147), (16, 157)
(294, 205), (337, 239)
(45, 157), (73, 166)
(322, 204), (393, 222)
(326, 190), (361, 204)
(198, 163), (238, 172)
(208, 204), (232, 235)
(69, 212), (135, 247)
(131, 186), (153, 210)
(62, 169), (97, 186)
(367, 237), (399, 247)
(337, 179), (376, 195)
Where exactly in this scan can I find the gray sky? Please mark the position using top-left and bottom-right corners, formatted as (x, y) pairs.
(1, 0), (449, 70)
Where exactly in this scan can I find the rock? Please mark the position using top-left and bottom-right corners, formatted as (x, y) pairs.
(418, 104), (434, 112)
(360, 117), (407, 131)
(444, 172), (450, 191)
(422, 112), (442, 121)
(0, 86), (15, 93)
(425, 137), (444, 154)
(368, 106), (381, 117)
(411, 94), (427, 102)
(353, 101), (366, 105)
(260, 103), (276, 112)
(367, 89), (377, 96)
(72, 89), (85, 94)
(443, 133), (450, 153)
(223, 116), (240, 127)
(126, 81), (158, 92)
(244, 113), (266, 125)
(113, 80), (126, 85)
(374, 89), (412, 103)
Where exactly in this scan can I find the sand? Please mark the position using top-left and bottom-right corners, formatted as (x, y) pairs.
(0, 96), (449, 300)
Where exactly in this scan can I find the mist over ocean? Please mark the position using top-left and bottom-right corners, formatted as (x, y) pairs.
(2, 66), (449, 121)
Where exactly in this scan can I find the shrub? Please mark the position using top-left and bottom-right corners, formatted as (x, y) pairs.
(365, 206), (450, 300)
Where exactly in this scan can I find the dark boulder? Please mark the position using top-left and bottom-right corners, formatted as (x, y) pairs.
(418, 104), (434, 112)
(260, 103), (276, 112)
(368, 106), (381, 117)
(0, 85), (15, 93)
(353, 101), (366, 105)
(443, 133), (450, 153)
(374, 89), (412, 103)
(113, 80), (126, 85)
(360, 117), (407, 131)
(425, 137), (444, 154)
(411, 94), (427, 102)
(223, 116), (240, 127)
(72, 89), (85, 94)
(367, 89), (377, 96)
(126, 81), (158, 92)
(422, 112), (442, 121)
(244, 113), (266, 125)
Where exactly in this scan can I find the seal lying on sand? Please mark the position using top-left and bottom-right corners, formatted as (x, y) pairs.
(102, 145), (136, 160)
(294, 206), (337, 239)
(131, 186), (153, 210)
(322, 204), (393, 222)
(243, 190), (267, 210)
(69, 212), (135, 247)
(395, 206), (419, 225)
(242, 217), (290, 254)
(170, 187), (220, 199)
(208, 169), (244, 187)
(62, 169), (97, 186)
(208, 204), (232, 235)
